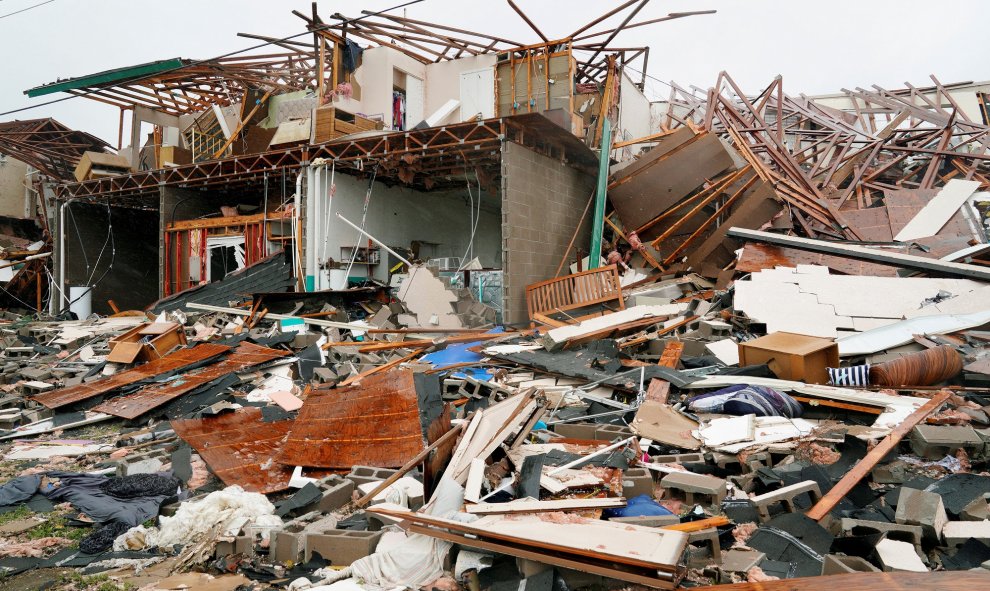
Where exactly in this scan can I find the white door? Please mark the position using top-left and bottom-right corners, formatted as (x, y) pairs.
(405, 75), (425, 128)
(460, 68), (495, 121)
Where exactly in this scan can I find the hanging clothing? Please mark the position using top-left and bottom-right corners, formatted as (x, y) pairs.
(393, 91), (406, 130)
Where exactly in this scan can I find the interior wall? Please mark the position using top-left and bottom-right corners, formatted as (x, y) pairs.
(314, 171), (501, 285)
(500, 141), (596, 325)
(64, 202), (158, 314)
(354, 46), (428, 129)
(0, 157), (30, 219)
(616, 70), (656, 160)
(424, 54), (497, 121)
(159, 187), (230, 298)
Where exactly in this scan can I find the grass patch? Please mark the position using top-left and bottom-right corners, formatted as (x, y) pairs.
(26, 510), (88, 543)
(0, 505), (32, 526)
(58, 572), (136, 591)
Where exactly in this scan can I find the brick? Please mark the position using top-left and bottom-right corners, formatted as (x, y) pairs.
(661, 472), (727, 506)
(894, 488), (947, 543)
(304, 529), (382, 564)
(910, 425), (983, 459)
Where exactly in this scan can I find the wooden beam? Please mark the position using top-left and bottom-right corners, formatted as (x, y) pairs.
(805, 390), (951, 522)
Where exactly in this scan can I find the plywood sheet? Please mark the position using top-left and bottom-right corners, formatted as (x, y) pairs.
(171, 407), (294, 494)
(608, 130), (734, 231)
(33, 344), (230, 409)
(737, 242), (899, 277)
(91, 343), (289, 419)
(893, 180), (981, 241)
(278, 369), (425, 469)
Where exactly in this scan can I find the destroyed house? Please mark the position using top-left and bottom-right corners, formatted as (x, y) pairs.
(26, 6), (712, 322)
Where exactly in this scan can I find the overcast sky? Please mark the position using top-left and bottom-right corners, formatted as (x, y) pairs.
(1, 0), (987, 144)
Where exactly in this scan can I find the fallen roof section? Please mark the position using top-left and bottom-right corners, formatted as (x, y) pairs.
(32, 344), (230, 409)
(90, 343), (290, 419)
(277, 369), (425, 469)
(170, 407), (295, 494)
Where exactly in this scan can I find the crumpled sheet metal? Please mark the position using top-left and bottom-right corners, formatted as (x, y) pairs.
(90, 342), (290, 419)
(32, 344), (230, 409)
(278, 369), (425, 469)
(170, 407), (294, 494)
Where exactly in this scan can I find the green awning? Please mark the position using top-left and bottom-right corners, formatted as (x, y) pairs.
(24, 58), (186, 97)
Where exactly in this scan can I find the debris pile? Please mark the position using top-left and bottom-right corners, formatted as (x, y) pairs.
(1, 2), (990, 590)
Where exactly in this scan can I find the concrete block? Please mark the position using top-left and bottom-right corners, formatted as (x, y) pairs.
(18, 367), (51, 381)
(962, 497), (990, 521)
(875, 538), (928, 572)
(720, 549), (765, 573)
(821, 554), (880, 575)
(318, 475), (356, 512)
(622, 468), (655, 499)
(595, 424), (633, 440)
(346, 465), (400, 487)
(751, 480), (823, 522)
(661, 471), (727, 506)
(942, 520), (990, 547)
(894, 488), (947, 543)
(652, 453), (706, 465)
(686, 527), (722, 567)
(552, 422), (599, 440)
(304, 529), (382, 564)
(840, 518), (923, 547)
(273, 528), (305, 563)
(607, 514), (680, 528)
(910, 425), (983, 459)
(234, 535), (254, 556)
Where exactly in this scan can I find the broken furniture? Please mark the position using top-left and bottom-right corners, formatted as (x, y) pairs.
(525, 264), (624, 327)
(106, 322), (188, 364)
(737, 332), (839, 385)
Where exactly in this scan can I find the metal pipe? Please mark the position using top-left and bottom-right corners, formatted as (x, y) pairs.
(335, 212), (412, 267)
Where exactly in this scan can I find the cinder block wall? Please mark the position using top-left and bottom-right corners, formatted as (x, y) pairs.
(500, 141), (596, 325)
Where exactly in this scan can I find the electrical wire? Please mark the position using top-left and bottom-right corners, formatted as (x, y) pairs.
(343, 165), (378, 281)
(457, 173), (482, 270)
(0, 0), (425, 117)
(0, 0), (55, 21)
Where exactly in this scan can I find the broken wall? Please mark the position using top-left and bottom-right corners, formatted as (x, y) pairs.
(356, 46), (428, 129)
(424, 54), (497, 121)
(158, 186), (228, 298)
(616, 71), (654, 159)
(500, 141), (596, 325)
(64, 201), (158, 314)
(315, 172), (502, 285)
(0, 156), (31, 219)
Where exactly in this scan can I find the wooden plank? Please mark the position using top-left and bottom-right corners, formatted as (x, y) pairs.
(688, 571), (990, 591)
(465, 497), (626, 515)
(804, 390), (951, 522)
(727, 227), (990, 281)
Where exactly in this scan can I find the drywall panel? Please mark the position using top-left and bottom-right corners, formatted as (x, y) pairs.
(354, 46), (427, 130)
(616, 71), (654, 160)
(0, 156), (30, 219)
(893, 179), (981, 241)
(459, 68), (496, 121)
(424, 54), (496, 119)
